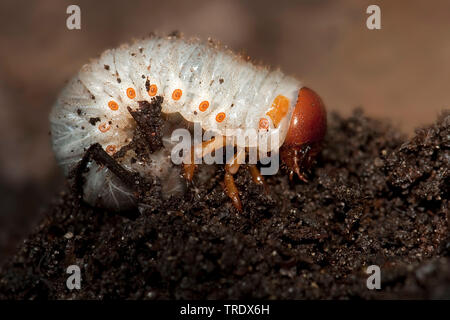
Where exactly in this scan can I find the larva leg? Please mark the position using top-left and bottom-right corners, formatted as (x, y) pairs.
(223, 147), (248, 211)
(226, 148), (245, 174)
(196, 136), (226, 159)
(248, 164), (268, 192)
(224, 165), (242, 212)
(183, 136), (226, 181)
(183, 148), (197, 182)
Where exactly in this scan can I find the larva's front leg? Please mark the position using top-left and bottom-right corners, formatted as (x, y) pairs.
(183, 136), (226, 181)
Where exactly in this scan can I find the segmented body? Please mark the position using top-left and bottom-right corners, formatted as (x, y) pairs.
(50, 36), (302, 210)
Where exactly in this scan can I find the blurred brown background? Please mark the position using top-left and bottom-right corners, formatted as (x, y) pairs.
(0, 0), (449, 261)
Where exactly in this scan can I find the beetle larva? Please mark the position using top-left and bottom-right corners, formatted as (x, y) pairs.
(50, 35), (326, 211)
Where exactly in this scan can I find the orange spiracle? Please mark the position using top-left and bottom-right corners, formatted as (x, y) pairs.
(259, 118), (269, 130)
(172, 89), (182, 100)
(98, 122), (111, 133)
(148, 84), (158, 96)
(106, 145), (116, 155)
(216, 112), (226, 123)
(108, 100), (119, 111)
(199, 100), (209, 112)
(126, 87), (136, 99)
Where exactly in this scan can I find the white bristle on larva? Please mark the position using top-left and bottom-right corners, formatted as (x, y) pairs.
(50, 36), (302, 210)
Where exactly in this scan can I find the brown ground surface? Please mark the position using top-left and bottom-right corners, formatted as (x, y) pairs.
(0, 97), (448, 299)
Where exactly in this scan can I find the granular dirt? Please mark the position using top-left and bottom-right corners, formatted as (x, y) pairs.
(0, 98), (448, 299)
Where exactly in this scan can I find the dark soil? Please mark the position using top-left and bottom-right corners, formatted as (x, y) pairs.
(0, 99), (448, 299)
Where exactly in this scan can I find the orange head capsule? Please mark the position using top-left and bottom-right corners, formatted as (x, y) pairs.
(280, 87), (327, 181)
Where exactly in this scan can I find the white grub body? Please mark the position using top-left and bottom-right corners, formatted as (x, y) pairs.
(50, 36), (302, 210)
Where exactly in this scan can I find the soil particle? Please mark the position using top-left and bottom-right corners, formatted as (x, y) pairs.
(125, 97), (164, 157)
(0, 106), (448, 299)
(88, 117), (101, 126)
